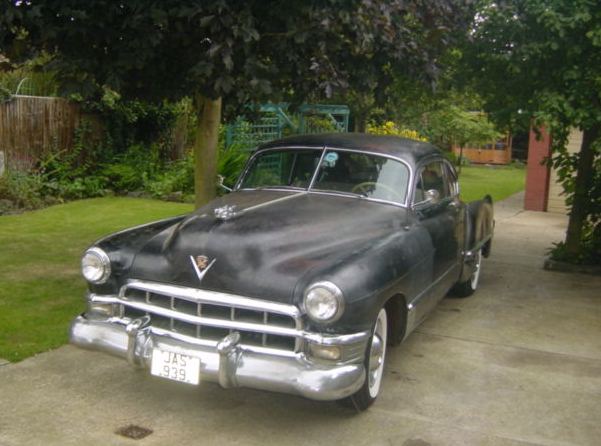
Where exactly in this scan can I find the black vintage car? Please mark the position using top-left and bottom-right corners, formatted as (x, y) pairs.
(71, 133), (493, 410)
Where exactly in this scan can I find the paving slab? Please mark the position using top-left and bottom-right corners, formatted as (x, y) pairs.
(1, 192), (600, 446)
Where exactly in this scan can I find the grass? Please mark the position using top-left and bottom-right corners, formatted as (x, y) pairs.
(0, 165), (525, 362)
(0, 197), (192, 362)
(458, 164), (525, 203)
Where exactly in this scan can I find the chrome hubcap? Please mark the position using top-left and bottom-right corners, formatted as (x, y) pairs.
(367, 308), (387, 398)
(470, 249), (482, 289)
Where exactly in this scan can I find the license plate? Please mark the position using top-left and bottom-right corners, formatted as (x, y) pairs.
(150, 348), (200, 385)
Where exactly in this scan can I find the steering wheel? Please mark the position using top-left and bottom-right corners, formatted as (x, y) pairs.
(351, 182), (404, 201)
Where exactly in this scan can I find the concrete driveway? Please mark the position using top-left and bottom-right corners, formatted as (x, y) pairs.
(1, 192), (600, 446)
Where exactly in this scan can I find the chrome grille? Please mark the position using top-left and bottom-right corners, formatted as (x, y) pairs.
(119, 281), (301, 353)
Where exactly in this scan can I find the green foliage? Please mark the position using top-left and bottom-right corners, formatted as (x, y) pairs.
(145, 151), (195, 200)
(426, 105), (501, 150)
(368, 70), (503, 153)
(38, 120), (108, 200)
(302, 115), (337, 134)
(218, 145), (250, 190)
(0, 54), (58, 97)
(444, 150), (471, 167)
(0, 170), (45, 212)
(1, 1), (475, 119)
(145, 131), (250, 200)
(463, 0), (601, 263)
(548, 132), (601, 264)
(0, 84), (12, 102)
(101, 144), (160, 192)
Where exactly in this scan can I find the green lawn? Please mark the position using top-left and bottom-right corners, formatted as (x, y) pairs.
(0, 165), (524, 362)
(0, 197), (192, 362)
(458, 165), (525, 203)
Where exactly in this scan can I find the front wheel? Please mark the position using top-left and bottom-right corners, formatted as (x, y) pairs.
(451, 248), (482, 297)
(341, 307), (388, 411)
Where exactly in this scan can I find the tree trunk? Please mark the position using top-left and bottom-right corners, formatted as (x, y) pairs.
(193, 94), (222, 209)
(564, 124), (600, 256)
(353, 114), (367, 132)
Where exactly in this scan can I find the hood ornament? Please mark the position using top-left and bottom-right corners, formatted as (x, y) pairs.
(214, 204), (238, 220)
(190, 255), (216, 283)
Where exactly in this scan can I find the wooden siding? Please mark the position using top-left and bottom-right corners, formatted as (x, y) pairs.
(0, 95), (83, 170)
(547, 129), (582, 214)
(452, 134), (512, 165)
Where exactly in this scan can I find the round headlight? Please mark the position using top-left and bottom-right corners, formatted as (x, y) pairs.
(81, 247), (111, 284)
(303, 281), (344, 323)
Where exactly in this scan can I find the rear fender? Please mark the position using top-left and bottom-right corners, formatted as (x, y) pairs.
(459, 195), (494, 282)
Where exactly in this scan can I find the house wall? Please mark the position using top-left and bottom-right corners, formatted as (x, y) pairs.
(524, 127), (552, 211)
(547, 128), (582, 214)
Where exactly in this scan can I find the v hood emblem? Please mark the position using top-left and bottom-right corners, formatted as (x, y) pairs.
(189, 255), (216, 283)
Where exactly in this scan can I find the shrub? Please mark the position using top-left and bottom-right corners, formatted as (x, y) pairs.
(145, 150), (195, 200)
(0, 170), (45, 212)
(366, 121), (428, 142)
(101, 144), (160, 192)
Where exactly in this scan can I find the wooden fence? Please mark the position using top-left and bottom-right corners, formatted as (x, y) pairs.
(0, 95), (91, 171)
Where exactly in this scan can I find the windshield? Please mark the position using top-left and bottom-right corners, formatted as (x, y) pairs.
(239, 149), (321, 189)
(239, 148), (410, 205)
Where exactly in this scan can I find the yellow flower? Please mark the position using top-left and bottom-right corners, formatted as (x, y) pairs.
(366, 121), (428, 142)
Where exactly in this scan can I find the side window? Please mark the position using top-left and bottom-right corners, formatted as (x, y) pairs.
(414, 161), (448, 203)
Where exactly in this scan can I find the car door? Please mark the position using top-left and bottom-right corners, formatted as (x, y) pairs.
(411, 158), (463, 322)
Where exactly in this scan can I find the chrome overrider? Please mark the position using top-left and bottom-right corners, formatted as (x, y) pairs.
(70, 280), (371, 401)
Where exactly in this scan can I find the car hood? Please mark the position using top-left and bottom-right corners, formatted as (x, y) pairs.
(127, 190), (409, 304)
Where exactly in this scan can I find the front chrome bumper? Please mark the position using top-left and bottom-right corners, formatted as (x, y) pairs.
(70, 314), (367, 401)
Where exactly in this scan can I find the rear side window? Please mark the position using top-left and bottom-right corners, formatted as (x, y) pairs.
(414, 161), (449, 203)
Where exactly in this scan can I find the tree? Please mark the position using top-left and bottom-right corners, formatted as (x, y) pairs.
(461, 0), (601, 262)
(1, 0), (474, 208)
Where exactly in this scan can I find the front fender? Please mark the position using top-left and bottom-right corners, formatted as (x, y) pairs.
(88, 214), (188, 294)
(298, 224), (432, 334)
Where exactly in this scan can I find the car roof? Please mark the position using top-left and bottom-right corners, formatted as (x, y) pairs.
(257, 132), (442, 166)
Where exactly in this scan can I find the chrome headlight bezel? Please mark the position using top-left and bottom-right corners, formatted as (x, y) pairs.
(81, 247), (111, 284)
(303, 281), (345, 323)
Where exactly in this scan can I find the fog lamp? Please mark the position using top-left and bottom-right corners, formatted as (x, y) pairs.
(89, 302), (114, 317)
(308, 342), (342, 361)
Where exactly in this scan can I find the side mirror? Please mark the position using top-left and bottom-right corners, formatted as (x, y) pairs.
(424, 189), (440, 204)
(217, 175), (232, 193)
